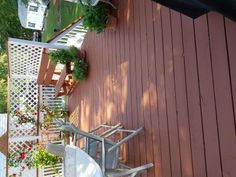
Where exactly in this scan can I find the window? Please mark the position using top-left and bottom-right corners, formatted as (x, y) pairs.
(28, 22), (36, 28)
(29, 5), (38, 12)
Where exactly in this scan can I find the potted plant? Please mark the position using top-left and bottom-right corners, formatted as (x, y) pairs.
(48, 46), (89, 81)
(34, 146), (62, 170)
(48, 46), (78, 64)
(73, 58), (88, 81)
(82, 3), (117, 33)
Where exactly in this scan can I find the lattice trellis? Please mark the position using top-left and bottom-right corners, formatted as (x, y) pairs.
(7, 38), (69, 177)
(39, 85), (66, 147)
(9, 126), (37, 138)
(10, 78), (38, 113)
(8, 43), (43, 78)
(9, 140), (37, 154)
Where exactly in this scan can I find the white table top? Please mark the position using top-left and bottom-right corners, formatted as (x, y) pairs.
(64, 145), (103, 177)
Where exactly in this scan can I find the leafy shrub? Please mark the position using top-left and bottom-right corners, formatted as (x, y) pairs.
(49, 46), (89, 81)
(73, 59), (88, 81)
(49, 46), (78, 64)
(82, 4), (109, 33)
(35, 146), (62, 168)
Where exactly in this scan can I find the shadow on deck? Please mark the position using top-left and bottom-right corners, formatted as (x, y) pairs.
(68, 0), (236, 176)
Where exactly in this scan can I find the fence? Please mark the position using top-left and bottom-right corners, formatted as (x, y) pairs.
(7, 38), (69, 177)
(48, 18), (87, 48)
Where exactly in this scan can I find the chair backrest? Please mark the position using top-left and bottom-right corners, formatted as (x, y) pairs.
(46, 142), (65, 157)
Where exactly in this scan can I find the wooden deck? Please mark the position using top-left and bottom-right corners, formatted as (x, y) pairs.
(68, 0), (236, 176)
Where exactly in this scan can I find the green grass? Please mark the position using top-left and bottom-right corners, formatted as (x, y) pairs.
(42, 0), (83, 42)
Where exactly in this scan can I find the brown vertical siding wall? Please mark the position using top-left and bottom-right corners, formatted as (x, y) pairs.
(68, 0), (236, 176)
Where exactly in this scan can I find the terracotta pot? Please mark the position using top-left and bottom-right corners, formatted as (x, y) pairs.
(106, 15), (117, 31)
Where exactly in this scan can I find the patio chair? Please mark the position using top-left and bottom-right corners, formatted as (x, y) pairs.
(104, 162), (154, 177)
(56, 122), (153, 176)
(55, 120), (122, 146)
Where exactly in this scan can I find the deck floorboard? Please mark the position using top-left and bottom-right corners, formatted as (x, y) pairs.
(68, 1), (236, 176)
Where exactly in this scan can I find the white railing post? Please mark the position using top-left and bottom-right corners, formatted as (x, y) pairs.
(49, 18), (87, 48)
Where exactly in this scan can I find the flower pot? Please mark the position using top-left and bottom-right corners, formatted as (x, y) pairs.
(106, 15), (117, 31)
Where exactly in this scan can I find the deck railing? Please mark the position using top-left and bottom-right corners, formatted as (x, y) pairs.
(7, 30), (84, 176)
(39, 86), (66, 177)
(48, 18), (87, 48)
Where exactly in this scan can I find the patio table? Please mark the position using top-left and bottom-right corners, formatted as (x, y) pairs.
(64, 145), (103, 177)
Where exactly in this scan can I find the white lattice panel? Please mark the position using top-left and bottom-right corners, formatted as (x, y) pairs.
(10, 78), (38, 113)
(8, 42), (43, 78)
(9, 140), (37, 154)
(7, 38), (69, 177)
(9, 126), (37, 138)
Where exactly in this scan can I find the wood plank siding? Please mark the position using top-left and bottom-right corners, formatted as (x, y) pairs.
(68, 0), (236, 176)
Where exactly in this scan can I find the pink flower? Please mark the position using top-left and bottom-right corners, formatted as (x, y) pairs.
(22, 166), (26, 171)
(28, 144), (33, 151)
(19, 152), (26, 160)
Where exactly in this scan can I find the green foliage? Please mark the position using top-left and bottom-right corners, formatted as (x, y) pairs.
(40, 105), (68, 130)
(9, 145), (62, 174)
(0, 52), (7, 113)
(13, 109), (36, 125)
(82, 4), (109, 33)
(0, 0), (33, 51)
(8, 142), (36, 170)
(49, 46), (78, 64)
(35, 146), (62, 169)
(49, 47), (88, 81)
(42, 0), (83, 42)
(73, 59), (88, 81)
